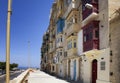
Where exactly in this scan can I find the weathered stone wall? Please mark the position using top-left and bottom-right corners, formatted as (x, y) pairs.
(99, 0), (109, 49)
(110, 15), (120, 83)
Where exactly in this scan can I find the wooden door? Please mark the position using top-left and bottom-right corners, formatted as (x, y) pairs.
(73, 60), (76, 80)
(92, 59), (97, 83)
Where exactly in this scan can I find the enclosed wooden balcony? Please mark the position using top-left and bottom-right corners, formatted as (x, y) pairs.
(82, 12), (98, 27)
(50, 41), (56, 52)
(66, 23), (79, 37)
(66, 36), (78, 58)
(67, 48), (77, 58)
(56, 33), (63, 48)
(82, 1), (99, 27)
(83, 21), (99, 52)
(56, 0), (64, 18)
(82, 3), (98, 20)
(56, 42), (63, 48)
(49, 43), (53, 53)
(64, 1), (79, 18)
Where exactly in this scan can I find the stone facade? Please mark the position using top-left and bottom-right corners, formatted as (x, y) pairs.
(110, 12), (120, 83)
(40, 0), (120, 83)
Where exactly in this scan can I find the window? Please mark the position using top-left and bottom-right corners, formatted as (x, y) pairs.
(75, 18), (77, 23)
(60, 50), (62, 56)
(74, 42), (76, 48)
(67, 40), (72, 50)
(60, 36), (62, 42)
(57, 18), (65, 34)
(58, 56), (59, 62)
(57, 52), (59, 56)
(70, 42), (72, 48)
(64, 52), (67, 57)
(89, 32), (93, 40)
(101, 61), (105, 70)
(57, 38), (59, 43)
(74, 39), (76, 48)
(52, 66), (54, 71)
(95, 30), (99, 38)
(86, 34), (89, 41)
(84, 36), (86, 42)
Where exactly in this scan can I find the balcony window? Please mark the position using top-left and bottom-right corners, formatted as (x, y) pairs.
(52, 66), (54, 71)
(67, 40), (72, 50)
(57, 18), (65, 34)
(64, 52), (67, 57)
(83, 21), (99, 52)
(41, 54), (43, 58)
(60, 36), (62, 42)
(67, 0), (72, 5)
(95, 30), (99, 38)
(74, 39), (76, 48)
(75, 18), (77, 23)
(59, 50), (62, 56)
(67, 17), (73, 25)
(84, 36), (86, 42)
(74, 42), (76, 48)
(84, 29), (93, 42)
(58, 56), (59, 62)
(67, 39), (77, 49)
(56, 36), (63, 43)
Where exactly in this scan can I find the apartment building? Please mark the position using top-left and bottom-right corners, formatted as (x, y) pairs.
(41, 0), (120, 83)
(41, 31), (50, 72)
(79, 0), (110, 83)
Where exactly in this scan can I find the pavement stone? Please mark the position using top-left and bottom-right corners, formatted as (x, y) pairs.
(28, 71), (70, 83)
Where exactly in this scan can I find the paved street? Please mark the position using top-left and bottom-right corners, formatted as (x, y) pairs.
(28, 71), (70, 83)
(0, 71), (22, 83)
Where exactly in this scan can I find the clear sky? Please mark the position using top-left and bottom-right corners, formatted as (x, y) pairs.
(0, 0), (54, 68)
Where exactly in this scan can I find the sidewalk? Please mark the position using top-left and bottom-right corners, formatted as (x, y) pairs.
(28, 71), (69, 83)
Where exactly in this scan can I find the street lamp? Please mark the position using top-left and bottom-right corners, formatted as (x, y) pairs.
(6, 0), (12, 83)
(28, 41), (31, 69)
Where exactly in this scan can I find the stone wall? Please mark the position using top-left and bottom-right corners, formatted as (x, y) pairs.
(110, 15), (120, 83)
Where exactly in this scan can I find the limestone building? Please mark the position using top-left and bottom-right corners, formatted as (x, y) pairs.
(40, 0), (120, 83)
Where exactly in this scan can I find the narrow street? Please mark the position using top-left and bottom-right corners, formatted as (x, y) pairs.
(0, 71), (22, 83)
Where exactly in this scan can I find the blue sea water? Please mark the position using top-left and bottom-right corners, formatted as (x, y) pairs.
(18, 66), (39, 70)
(18, 66), (28, 70)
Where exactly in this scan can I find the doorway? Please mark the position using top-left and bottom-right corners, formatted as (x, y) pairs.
(92, 59), (97, 83)
(68, 60), (70, 78)
(73, 60), (76, 80)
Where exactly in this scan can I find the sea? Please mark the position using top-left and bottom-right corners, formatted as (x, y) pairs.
(18, 66), (39, 70)
(18, 66), (28, 70)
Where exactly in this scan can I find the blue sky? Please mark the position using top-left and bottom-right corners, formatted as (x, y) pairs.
(0, 0), (54, 68)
